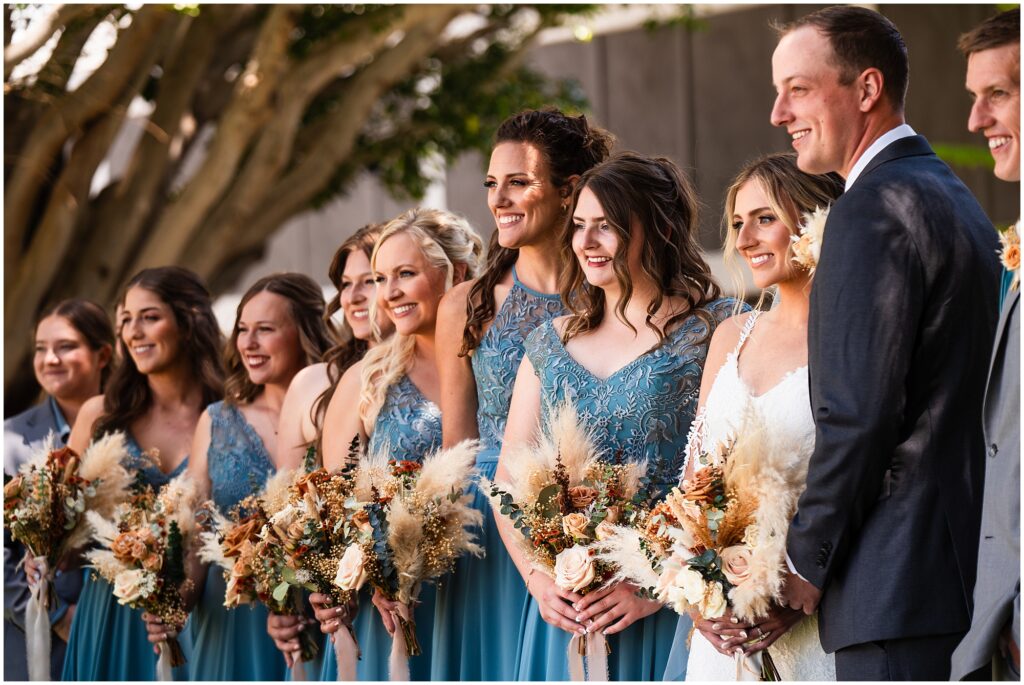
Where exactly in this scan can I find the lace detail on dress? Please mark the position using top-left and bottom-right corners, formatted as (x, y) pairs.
(524, 298), (737, 496)
(368, 375), (442, 460)
(472, 268), (565, 456)
(122, 433), (188, 489)
(206, 401), (276, 511)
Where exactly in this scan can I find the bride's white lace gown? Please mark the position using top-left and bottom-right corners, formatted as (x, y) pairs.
(679, 312), (836, 682)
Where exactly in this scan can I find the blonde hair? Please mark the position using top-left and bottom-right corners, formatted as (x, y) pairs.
(358, 208), (484, 431)
(721, 153), (844, 311)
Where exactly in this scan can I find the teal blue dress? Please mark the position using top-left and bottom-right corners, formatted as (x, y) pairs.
(320, 375), (442, 680)
(431, 268), (565, 680)
(62, 434), (193, 681)
(516, 299), (736, 681)
(188, 401), (287, 680)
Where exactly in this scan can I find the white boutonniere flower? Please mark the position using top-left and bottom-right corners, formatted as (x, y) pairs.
(791, 205), (831, 273)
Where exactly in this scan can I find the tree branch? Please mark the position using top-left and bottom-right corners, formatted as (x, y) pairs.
(4, 4), (96, 79)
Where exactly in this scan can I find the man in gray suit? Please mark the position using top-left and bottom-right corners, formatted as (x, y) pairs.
(951, 8), (1021, 681)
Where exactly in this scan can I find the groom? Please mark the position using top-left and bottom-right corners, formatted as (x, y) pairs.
(770, 7), (1001, 680)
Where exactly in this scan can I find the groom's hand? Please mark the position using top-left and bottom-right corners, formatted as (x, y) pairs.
(782, 571), (821, 615)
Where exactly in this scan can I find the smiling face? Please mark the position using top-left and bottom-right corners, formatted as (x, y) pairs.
(571, 186), (644, 294)
(731, 179), (806, 290)
(235, 290), (305, 388)
(771, 27), (865, 177)
(33, 314), (109, 402)
(373, 231), (448, 337)
(339, 249), (394, 342)
(486, 141), (567, 249)
(966, 44), (1021, 182)
(120, 286), (183, 376)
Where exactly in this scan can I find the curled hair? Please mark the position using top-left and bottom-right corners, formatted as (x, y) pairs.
(359, 208), (483, 431)
(775, 6), (909, 111)
(460, 108), (615, 355)
(36, 298), (116, 390)
(560, 151), (721, 344)
(94, 267), (224, 439)
(958, 8), (1020, 59)
(311, 223), (385, 454)
(722, 153), (844, 309)
(223, 272), (333, 405)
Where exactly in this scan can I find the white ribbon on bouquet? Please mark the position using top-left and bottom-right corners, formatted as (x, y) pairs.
(568, 630), (608, 681)
(25, 555), (52, 681)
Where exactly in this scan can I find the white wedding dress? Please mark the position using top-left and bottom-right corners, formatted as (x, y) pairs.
(679, 311), (835, 682)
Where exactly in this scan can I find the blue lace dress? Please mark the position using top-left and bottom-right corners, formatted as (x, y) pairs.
(516, 299), (736, 681)
(431, 268), (565, 680)
(187, 401), (286, 680)
(320, 375), (443, 681)
(63, 434), (193, 681)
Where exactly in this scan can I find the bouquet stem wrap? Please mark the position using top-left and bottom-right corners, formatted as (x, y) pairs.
(387, 603), (420, 681)
(290, 657), (306, 681)
(567, 631), (609, 681)
(333, 623), (360, 681)
(25, 556), (51, 682)
(734, 649), (761, 681)
(155, 638), (180, 681)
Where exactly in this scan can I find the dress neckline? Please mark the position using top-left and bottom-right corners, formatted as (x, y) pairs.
(730, 311), (808, 400)
(511, 265), (561, 300)
(125, 432), (189, 477)
(548, 317), (691, 384)
(223, 402), (275, 471)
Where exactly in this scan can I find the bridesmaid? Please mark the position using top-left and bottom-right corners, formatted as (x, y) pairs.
(497, 152), (737, 680)
(60, 267), (224, 681)
(314, 207), (483, 680)
(172, 273), (333, 680)
(267, 224), (394, 667)
(431, 108), (613, 680)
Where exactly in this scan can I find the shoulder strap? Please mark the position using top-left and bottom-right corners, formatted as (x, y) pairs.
(732, 310), (761, 357)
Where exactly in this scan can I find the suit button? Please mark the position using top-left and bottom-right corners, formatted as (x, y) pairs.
(989, 443), (999, 458)
(817, 559), (826, 569)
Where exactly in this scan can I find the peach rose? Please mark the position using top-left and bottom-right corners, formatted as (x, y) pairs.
(562, 513), (591, 541)
(333, 544), (369, 592)
(569, 486), (598, 509)
(594, 520), (617, 542)
(604, 506), (621, 524)
(554, 544), (596, 593)
(351, 509), (372, 534)
(720, 545), (752, 586)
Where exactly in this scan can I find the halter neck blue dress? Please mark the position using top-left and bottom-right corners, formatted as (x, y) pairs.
(431, 267), (565, 680)
(62, 434), (192, 681)
(320, 375), (443, 681)
(516, 299), (736, 681)
(187, 401), (286, 680)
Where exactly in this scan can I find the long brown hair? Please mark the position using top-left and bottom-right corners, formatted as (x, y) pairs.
(35, 298), (116, 390)
(94, 267), (224, 439)
(311, 224), (384, 454)
(223, 273), (333, 405)
(559, 152), (721, 344)
(459, 108), (614, 356)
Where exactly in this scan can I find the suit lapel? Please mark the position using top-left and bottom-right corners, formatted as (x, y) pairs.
(982, 288), (1019, 423)
(859, 135), (935, 180)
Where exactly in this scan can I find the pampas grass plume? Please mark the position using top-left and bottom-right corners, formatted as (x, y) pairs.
(595, 525), (660, 590)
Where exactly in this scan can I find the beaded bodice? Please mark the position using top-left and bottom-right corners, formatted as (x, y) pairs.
(368, 375), (442, 461)
(524, 298), (736, 494)
(471, 268), (566, 455)
(205, 401), (276, 511)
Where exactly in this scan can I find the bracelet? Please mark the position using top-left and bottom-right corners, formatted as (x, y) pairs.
(525, 568), (536, 592)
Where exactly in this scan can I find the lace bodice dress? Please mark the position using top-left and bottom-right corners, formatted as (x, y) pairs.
(517, 299), (735, 681)
(367, 375), (442, 458)
(676, 311), (836, 682)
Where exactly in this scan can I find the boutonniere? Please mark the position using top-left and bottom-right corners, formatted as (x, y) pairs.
(790, 205), (831, 274)
(998, 222), (1020, 292)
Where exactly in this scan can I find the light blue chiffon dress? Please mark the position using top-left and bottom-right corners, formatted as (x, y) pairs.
(431, 267), (565, 680)
(62, 434), (193, 681)
(188, 401), (287, 680)
(516, 299), (736, 681)
(320, 375), (442, 680)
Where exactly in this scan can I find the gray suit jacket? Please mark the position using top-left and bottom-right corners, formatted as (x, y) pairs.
(952, 288), (1021, 680)
(4, 399), (80, 681)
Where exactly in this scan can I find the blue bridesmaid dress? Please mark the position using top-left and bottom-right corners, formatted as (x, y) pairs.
(188, 401), (287, 680)
(516, 299), (736, 681)
(320, 374), (442, 680)
(431, 267), (565, 680)
(62, 434), (193, 681)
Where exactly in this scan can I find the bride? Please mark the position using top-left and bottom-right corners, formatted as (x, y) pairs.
(667, 153), (843, 681)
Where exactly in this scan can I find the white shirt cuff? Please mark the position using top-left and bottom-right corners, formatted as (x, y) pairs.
(786, 552), (808, 582)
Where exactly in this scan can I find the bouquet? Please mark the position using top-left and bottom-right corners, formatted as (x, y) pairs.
(85, 473), (201, 680)
(483, 402), (652, 681)
(196, 468), (321, 679)
(3, 433), (134, 681)
(350, 439), (483, 681)
(597, 409), (811, 680)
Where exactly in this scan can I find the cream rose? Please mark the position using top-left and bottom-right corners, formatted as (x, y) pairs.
(720, 545), (752, 586)
(554, 544), (596, 593)
(562, 513), (591, 540)
(654, 556), (683, 602)
(677, 566), (707, 607)
(594, 520), (617, 542)
(334, 544), (369, 592)
(112, 568), (154, 604)
(701, 581), (728, 619)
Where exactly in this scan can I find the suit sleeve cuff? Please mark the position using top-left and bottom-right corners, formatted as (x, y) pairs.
(785, 553), (809, 582)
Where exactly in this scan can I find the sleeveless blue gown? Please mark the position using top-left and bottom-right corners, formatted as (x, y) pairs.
(516, 299), (736, 681)
(188, 401), (287, 680)
(62, 434), (193, 681)
(320, 374), (442, 680)
(431, 268), (565, 680)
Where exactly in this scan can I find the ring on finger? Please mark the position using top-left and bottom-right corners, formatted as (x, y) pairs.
(755, 627), (764, 638)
